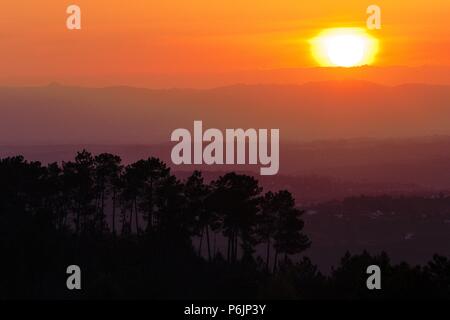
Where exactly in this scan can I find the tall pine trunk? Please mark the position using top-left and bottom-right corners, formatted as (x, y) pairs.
(206, 226), (211, 261)
(236, 231), (238, 262)
(128, 199), (133, 229)
(227, 237), (231, 263)
(100, 190), (105, 228)
(273, 250), (279, 273)
(134, 199), (139, 233)
(198, 228), (204, 256)
(146, 180), (154, 233)
(112, 189), (116, 236)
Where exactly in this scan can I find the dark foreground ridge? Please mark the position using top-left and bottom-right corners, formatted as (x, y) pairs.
(1, 150), (450, 299)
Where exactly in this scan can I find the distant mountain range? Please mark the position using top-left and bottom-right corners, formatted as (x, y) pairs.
(6, 66), (450, 88)
(1, 81), (450, 145)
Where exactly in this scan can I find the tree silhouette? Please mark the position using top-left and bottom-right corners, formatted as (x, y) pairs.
(94, 153), (123, 234)
(258, 191), (277, 272)
(62, 150), (96, 234)
(43, 162), (66, 229)
(155, 171), (189, 249)
(1, 150), (448, 300)
(209, 173), (262, 263)
(120, 162), (142, 234)
(184, 171), (213, 260)
(271, 190), (310, 272)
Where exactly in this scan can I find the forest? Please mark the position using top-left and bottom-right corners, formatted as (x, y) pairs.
(1, 150), (450, 299)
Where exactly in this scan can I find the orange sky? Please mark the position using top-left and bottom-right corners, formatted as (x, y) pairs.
(1, 0), (450, 86)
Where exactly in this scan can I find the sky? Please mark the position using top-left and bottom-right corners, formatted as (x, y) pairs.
(1, 0), (450, 86)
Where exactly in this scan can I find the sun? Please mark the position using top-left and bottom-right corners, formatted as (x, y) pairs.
(310, 28), (379, 67)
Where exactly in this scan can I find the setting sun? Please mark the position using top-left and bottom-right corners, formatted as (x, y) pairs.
(310, 28), (379, 67)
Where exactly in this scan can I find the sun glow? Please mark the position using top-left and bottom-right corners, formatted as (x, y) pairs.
(310, 28), (379, 67)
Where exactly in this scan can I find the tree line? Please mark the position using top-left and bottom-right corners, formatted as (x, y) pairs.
(0, 150), (309, 271)
(2, 150), (450, 299)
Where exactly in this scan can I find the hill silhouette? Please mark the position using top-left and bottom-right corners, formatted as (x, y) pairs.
(1, 81), (450, 144)
(1, 150), (450, 299)
(7, 66), (450, 88)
